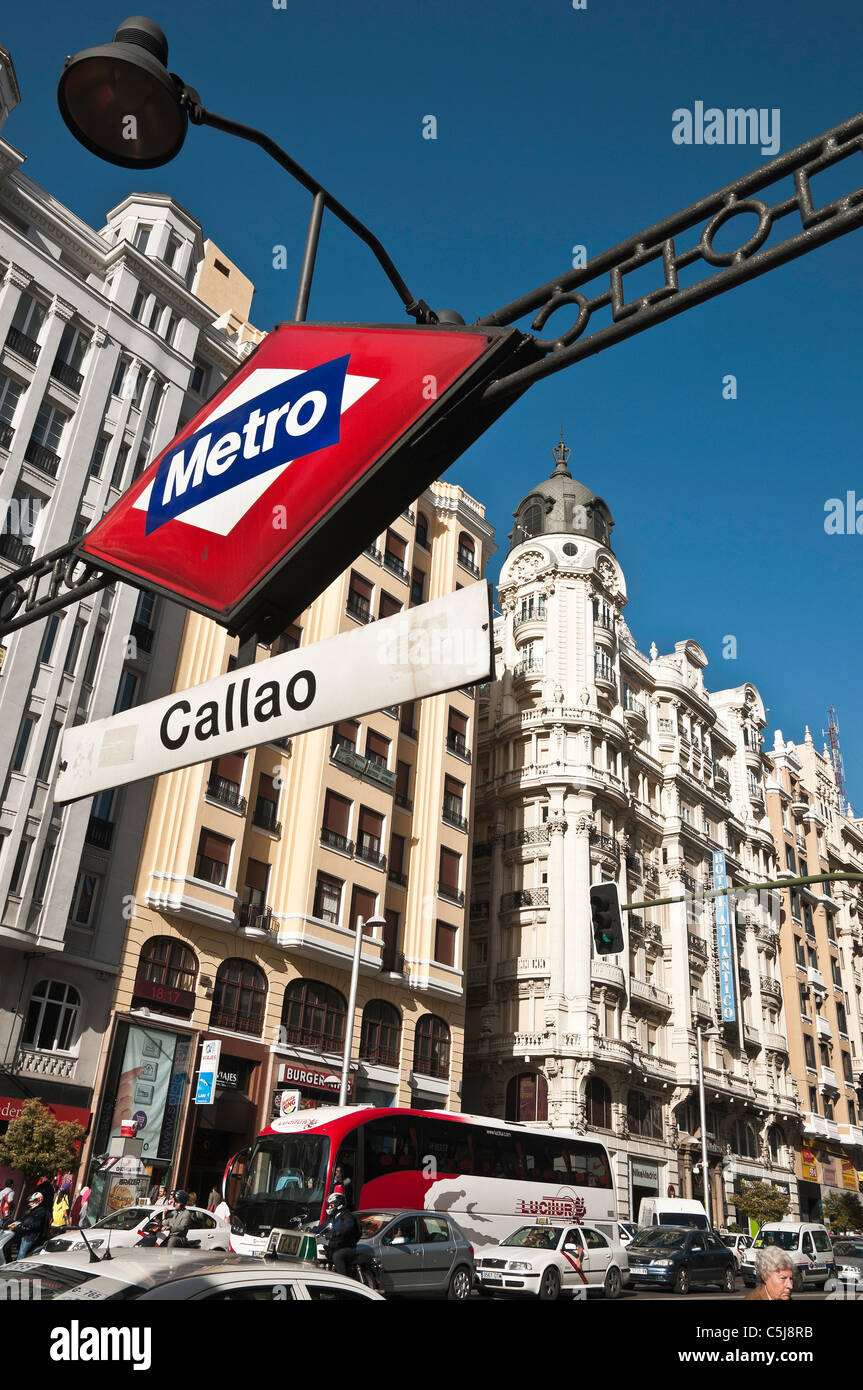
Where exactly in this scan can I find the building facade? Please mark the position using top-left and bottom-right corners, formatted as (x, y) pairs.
(465, 438), (801, 1226)
(80, 481), (493, 1199)
(0, 44), (263, 1151)
(764, 729), (863, 1219)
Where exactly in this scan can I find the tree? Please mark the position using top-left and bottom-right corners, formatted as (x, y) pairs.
(822, 1190), (863, 1232)
(734, 1180), (791, 1229)
(0, 1099), (85, 1209)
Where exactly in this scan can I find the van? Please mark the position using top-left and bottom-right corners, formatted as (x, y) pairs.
(740, 1221), (835, 1290)
(637, 1197), (709, 1230)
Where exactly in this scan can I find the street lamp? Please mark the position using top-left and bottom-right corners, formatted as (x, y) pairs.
(57, 17), (437, 326)
(339, 915), (387, 1107)
(695, 1021), (721, 1227)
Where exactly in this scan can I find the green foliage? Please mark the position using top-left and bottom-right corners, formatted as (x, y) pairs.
(822, 1190), (863, 1232)
(0, 1099), (84, 1183)
(734, 1181), (791, 1227)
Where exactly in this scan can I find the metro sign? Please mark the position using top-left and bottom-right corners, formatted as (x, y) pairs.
(78, 322), (535, 641)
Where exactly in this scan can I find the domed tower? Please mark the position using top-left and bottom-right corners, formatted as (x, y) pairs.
(508, 433), (615, 555)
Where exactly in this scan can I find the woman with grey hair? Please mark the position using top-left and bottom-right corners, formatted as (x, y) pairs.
(745, 1244), (795, 1300)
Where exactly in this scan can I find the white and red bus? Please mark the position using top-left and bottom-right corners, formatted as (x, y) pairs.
(225, 1106), (616, 1255)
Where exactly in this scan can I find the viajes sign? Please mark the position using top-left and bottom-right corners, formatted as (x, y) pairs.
(76, 321), (531, 641)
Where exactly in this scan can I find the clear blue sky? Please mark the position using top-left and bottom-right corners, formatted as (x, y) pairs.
(4, 0), (863, 801)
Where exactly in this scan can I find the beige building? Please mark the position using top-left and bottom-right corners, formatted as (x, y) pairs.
(764, 730), (863, 1220)
(82, 482), (493, 1198)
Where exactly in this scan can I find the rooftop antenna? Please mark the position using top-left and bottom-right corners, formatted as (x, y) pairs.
(823, 706), (848, 816)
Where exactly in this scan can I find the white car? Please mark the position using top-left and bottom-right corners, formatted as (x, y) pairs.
(42, 1203), (232, 1255)
(475, 1222), (630, 1300)
(720, 1232), (752, 1270)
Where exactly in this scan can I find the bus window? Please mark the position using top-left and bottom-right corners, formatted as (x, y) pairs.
(363, 1116), (419, 1182)
(333, 1130), (358, 1206)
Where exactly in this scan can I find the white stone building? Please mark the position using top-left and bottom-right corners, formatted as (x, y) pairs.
(465, 438), (801, 1225)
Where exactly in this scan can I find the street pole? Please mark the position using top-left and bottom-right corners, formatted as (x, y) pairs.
(338, 915), (387, 1107)
(696, 1022), (712, 1228)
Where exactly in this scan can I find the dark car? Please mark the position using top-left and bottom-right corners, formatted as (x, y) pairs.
(626, 1226), (736, 1294)
(355, 1210), (475, 1299)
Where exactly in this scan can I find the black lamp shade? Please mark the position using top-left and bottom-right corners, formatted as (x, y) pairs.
(57, 18), (188, 169)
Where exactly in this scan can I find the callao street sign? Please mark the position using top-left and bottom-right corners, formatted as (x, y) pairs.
(53, 582), (493, 803)
(76, 322), (534, 642)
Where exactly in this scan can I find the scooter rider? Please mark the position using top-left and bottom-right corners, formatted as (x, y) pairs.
(313, 1187), (361, 1279)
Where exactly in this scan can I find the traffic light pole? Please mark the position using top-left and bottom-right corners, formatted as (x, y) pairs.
(621, 870), (863, 914)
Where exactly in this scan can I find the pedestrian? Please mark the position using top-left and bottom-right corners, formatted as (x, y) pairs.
(214, 1196), (231, 1224)
(187, 1191), (197, 1209)
(0, 1181), (15, 1227)
(11, 1192), (49, 1259)
(52, 1182), (71, 1232)
(69, 1185), (91, 1228)
(163, 1190), (194, 1249)
(745, 1246), (795, 1300)
(207, 1186), (221, 1212)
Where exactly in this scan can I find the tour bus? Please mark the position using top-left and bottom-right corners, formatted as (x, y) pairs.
(224, 1106), (616, 1256)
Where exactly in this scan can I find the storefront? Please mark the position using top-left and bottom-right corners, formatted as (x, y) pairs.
(186, 1047), (267, 1201)
(272, 1060), (355, 1116)
(630, 1158), (662, 1225)
(0, 1095), (91, 1203)
(795, 1142), (858, 1222)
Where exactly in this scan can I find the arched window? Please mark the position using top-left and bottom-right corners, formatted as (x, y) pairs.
(505, 1072), (548, 1124)
(519, 503), (543, 540)
(281, 979), (346, 1051)
(416, 512), (430, 549)
(22, 980), (80, 1052)
(730, 1119), (759, 1160)
(359, 1000), (402, 1068)
(586, 1075), (612, 1130)
(211, 958), (267, 1036)
(133, 936), (198, 1017)
(767, 1124), (785, 1166)
(457, 532), (478, 575)
(413, 1015), (450, 1079)
(627, 1089), (663, 1141)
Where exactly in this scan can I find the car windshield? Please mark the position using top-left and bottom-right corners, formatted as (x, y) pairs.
(630, 1230), (686, 1250)
(359, 1213), (396, 1239)
(1, 1263), (103, 1299)
(835, 1242), (863, 1257)
(94, 1207), (153, 1231)
(753, 1230), (798, 1251)
(501, 1226), (562, 1250)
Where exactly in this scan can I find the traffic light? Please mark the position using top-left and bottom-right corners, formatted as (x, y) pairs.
(589, 881), (624, 955)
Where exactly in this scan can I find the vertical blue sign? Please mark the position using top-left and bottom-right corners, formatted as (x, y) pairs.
(712, 849), (737, 1023)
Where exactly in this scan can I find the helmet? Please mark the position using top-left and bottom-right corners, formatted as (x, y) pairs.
(173, 1189), (189, 1206)
(28, 1193), (42, 1206)
(326, 1186), (345, 1212)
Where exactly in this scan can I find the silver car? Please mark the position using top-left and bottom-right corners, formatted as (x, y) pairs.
(356, 1210), (475, 1299)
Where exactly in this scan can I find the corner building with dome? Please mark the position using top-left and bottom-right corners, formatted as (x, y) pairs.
(464, 437), (803, 1227)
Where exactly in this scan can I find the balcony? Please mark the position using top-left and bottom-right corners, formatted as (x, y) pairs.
(356, 841), (387, 870)
(589, 830), (619, 860)
(591, 960), (625, 988)
(394, 793), (413, 812)
(24, 438), (61, 478)
(387, 867), (407, 887)
(320, 827), (354, 856)
(253, 801), (281, 835)
(446, 734), (471, 763)
(14, 1047), (76, 1079)
(442, 803), (468, 832)
(360, 1041), (401, 1068)
(629, 978), (673, 1009)
(457, 548), (481, 578)
(514, 605), (546, 632)
(626, 851), (643, 878)
(380, 949), (405, 975)
(816, 1014), (832, 1040)
(504, 826), (550, 851)
(346, 594), (372, 623)
(383, 551), (408, 582)
(497, 956), (549, 981)
(401, 507), (415, 525)
(236, 900), (272, 935)
(438, 881), (464, 906)
(760, 975), (782, 1002)
(624, 693), (647, 724)
(819, 1067), (839, 1093)
(50, 356), (84, 393)
(764, 1030), (789, 1054)
(500, 888), (549, 911)
(688, 932), (708, 960)
(470, 901), (490, 921)
(85, 815), (115, 850)
(0, 532), (34, 567)
(330, 743), (396, 789)
(0, 420), (14, 450)
(206, 775), (247, 814)
(513, 657), (543, 679)
(5, 325), (40, 362)
(363, 544), (382, 564)
(808, 966), (826, 993)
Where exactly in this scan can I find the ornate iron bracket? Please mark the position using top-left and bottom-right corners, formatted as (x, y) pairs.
(0, 539), (112, 636)
(478, 108), (863, 399)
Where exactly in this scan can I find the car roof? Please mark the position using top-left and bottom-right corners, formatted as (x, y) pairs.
(15, 1249), (270, 1290)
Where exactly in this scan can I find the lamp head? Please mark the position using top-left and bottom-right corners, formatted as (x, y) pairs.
(57, 16), (188, 168)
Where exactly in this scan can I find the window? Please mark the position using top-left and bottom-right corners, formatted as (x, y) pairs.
(447, 709), (469, 759)
(211, 958), (267, 1035)
(31, 842), (54, 904)
(416, 512), (430, 549)
(790, 890), (802, 923)
(134, 937), (198, 1013)
(81, 627), (105, 691)
(438, 847), (462, 905)
(413, 1015), (450, 1079)
(89, 434), (110, 479)
(383, 530), (407, 579)
(243, 857), (270, 909)
(505, 1072), (549, 1124)
(134, 224), (152, 251)
(356, 807), (384, 865)
(131, 371), (146, 409)
(11, 715), (35, 773)
(786, 844), (797, 872)
(321, 791), (352, 853)
(389, 832), (406, 883)
(313, 872), (342, 924)
(837, 1001), (848, 1035)
(31, 402), (68, 455)
(9, 837), (31, 895)
(434, 920), (457, 967)
(11, 292), (46, 341)
(113, 671), (139, 713)
(70, 870), (100, 926)
(167, 232), (184, 267)
(521, 503), (543, 538)
(799, 983), (810, 1015)
(281, 979), (346, 1050)
(808, 1085), (818, 1114)
(332, 719), (359, 755)
(767, 1125), (785, 1165)
(131, 287), (150, 323)
(360, 1000), (401, 1067)
(730, 1119), (759, 1159)
(349, 885), (378, 933)
(626, 1090), (663, 1141)
(194, 829), (233, 886)
(457, 531), (478, 575)
(399, 703), (417, 739)
(832, 957), (843, 986)
(378, 590), (402, 620)
(443, 775), (465, 825)
(682, 804), (692, 825)
(843, 1051), (854, 1083)
(803, 1034), (816, 1069)
(23, 980), (80, 1052)
(254, 774), (280, 833)
(36, 723), (61, 782)
(0, 373), (22, 426)
(111, 359), (128, 397)
(214, 258), (231, 276)
(365, 730), (390, 769)
(395, 760), (412, 809)
(410, 568), (425, 606)
(586, 1076), (612, 1129)
(346, 572), (372, 623)
(189, 360), (208, 395)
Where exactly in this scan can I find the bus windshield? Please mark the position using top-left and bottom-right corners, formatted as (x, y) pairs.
(235, 1136), (330, 1229)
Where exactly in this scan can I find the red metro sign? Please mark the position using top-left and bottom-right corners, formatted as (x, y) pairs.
(78, 322), (534, 641)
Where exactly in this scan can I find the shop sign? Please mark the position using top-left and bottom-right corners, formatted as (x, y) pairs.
(841, 1159), (859, 1191)
(0, 1096), (90, 1130)
(216, 1056), (253, 1092)
(801, 1147), (818, 1182)
(280, 1090), (301, 1117)
(132, 976), (195, 1014)
(630, 1160), (659, 1185)
(278, 1062), (353, 1096)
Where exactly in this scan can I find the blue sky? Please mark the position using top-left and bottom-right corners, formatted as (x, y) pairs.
(4, 0), (863, 799)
